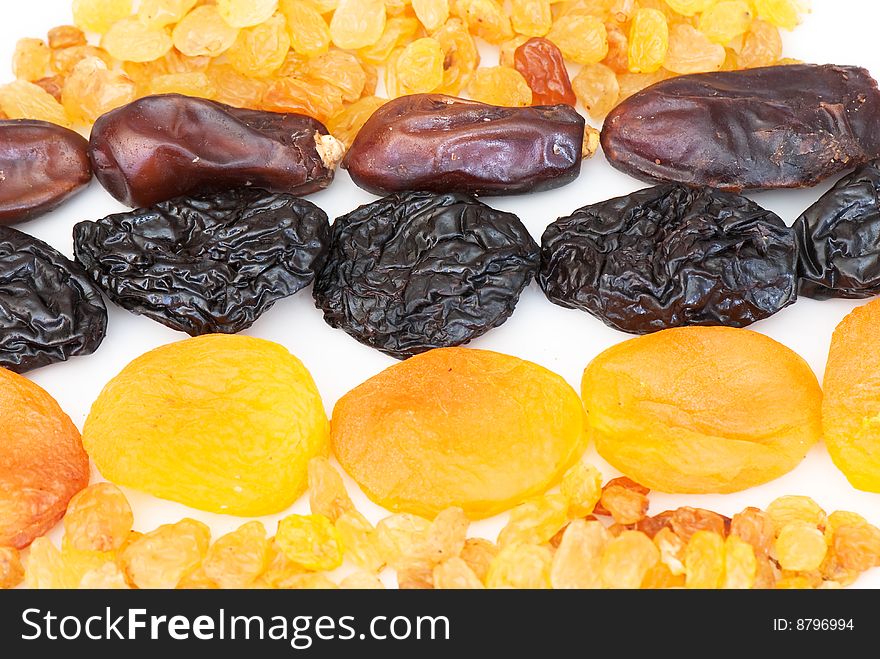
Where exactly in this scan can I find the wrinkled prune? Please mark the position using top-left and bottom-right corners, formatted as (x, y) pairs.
(314, 191), (539, 359)
(343, 94), (585, 196)
(74, 188), (330, 336)
(0, 120), (91, 225)
(796, 160), (880, 299)
(89, 94), (344, 208)
(539, 184), (797, 334)
(602, 64), (880, 191)
(0, 226), (107, 372)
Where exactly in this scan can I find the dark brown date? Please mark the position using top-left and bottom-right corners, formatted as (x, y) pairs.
(89, 94), (345, 208)
(602, 64), (880, 191)
(0, 119), (91, 225)
(343, 94), (585, 196)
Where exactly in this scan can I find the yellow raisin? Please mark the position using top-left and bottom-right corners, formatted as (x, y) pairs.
(723, 535), (757, 589)
(149, 71), (216, 97)
(207, 64), (267, 108)
(48, 26), (87, 49)
(62, 57), (137, 125)
(51, 45), (114, 76)
(330, 0), (387, 50)
(79, 563), (130, 589)
(663, 0), (714, 15)
(560, 462), (603, 518)
(359, 15), (419, 65)
(138, 0), (199, 28)
(433, 557), (485, 589)
(279, 0), (331, 56)
(775, 522), (827, 572)
(699, 0), (753, 44)
(739, 20), (782, 68)
(257, 538), (308, 588)
(511, 0), (552, 37)
(327, 96), (387, 149)
(486, 544), (552, 589)
(415, 507), (469, 564)
(412, 0), (450, 31)
(173, 5), (240, 57)
(499, 35), (530, 68)
(628, 7), (668, 73)
(572, 62), (619, 119)
(217, 0), (279, 28)
(276, 514), (343, 572)
(307, 50), (367, 102)
(766, 496), (826, 535)
(25, 537), (65, 589)
(376, 513), (432, 568)
(102, 19), (174, 62)
(641, 563), (685, 588)
(73, 0), (134, 34)
(547, 14), (607, 64)
(730, 507), (774, 556)
(455, 0), (514, 44)
(307, 457), (355, 523)
(0, 547), (24, 589)
(202, 521), (270, 589)
(121, 520), (211, 589)
(599, 484), (649, 525)
(13, 39), (51, 82)
(753, 0), (808, 30)
(498, 495), (568, 547)
(601, 530), (659, 588)
(467, 66), (532, 106)
(432, 18), (480, 95)
(336, 511), (384, 572)
(663, 23), (725, 74)
(653, 527), (685, 576)
(0, 80), (71, 127)
(226, 13), (290, 77)
(64, 483), (133, 553)
(824, 511), (869, 544)
(388, 37), (445, 97)
(459, 538), (497, 583)
(339, 571), (386, 589)
(603, 23), (629, 73)
(275, 573), (339, 589)
(831, 524), (880, 572)
(550, 519), (609, 589)
(684, 530), (725, 589)
(261, 76), (344, 121)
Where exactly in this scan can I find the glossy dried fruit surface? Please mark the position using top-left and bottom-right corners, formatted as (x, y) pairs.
(121, 519), (210, 589)
(0, 226), (107, 373)
(172, 5), (239, 57)
(64, 483), (133, 553)
(330, 0), (386, 50)
(343, 94), (585, 196)
(89, 94), (342, 207)
(823, 299), (880, 492)
(540, 184), (797, 333)
(83, 335), (329, 516)
(314, 191), (538, 359)
(467, 66), (533, 107)
(0, 80), (70, 127)
(513, 37), (575, 106)
(276, 514), (343, 571)
(582, 327), (823, 493)
(74, 188), (330, 336)
(0, 369), (89, 549)
(73, 0), (134, 33)
(331, 348), (588, 519)
(0, 120), (91, 225)
(101, 18), (173, 62)
(602, 65), (880, 191)
(628, 8), (667, 73)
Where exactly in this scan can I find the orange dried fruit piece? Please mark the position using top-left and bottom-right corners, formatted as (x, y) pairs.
(583, 327), (822, 494)
(308, 456), (354, 523)
(13, 39), (51, 82)
(765, 495), (825, 534)
(276, 514), (343, 571)
(498, 494), (568, 547)
(279, 0), (331, 57)
(0, 368), (89, 549)
(663, 23), (725, 74)
(699, 0), (753, 44)
(63, 483), (133, 553)
(0, 547), (25, 589)
(684, 530), (724, 588)
(627, 7), (668, 73)
(387, 38), (445, 97)
(121, 519), (211, 589)
(332, 347), (588, 519)
(722, 535), (757, 589)
(560, 461), (602, 518)
(413, 0), (450, 32)
(48, 26), (87, 50)
(83, 335), (329, 516)
(599, 484), (649, 525)
(138, 0), (199, 28)
(822, 299), (880, 492)
(460, 538), (497, 582)
(61, 57), (137, 126)
(547, 14), (607, 64)
(225, 13), (290, 78)
(775, 522), (827, 571)
(455, 0), (513, 44)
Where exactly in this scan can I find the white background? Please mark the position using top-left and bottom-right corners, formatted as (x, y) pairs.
(4, 0), (880, 588)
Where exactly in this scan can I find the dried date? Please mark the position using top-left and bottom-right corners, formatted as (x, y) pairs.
(89, 94), (345, 208)
(0, 227), (107, 372)
(796, 160), (880, 299)
(0, 120), (91, 225)
(314, 191), (539, 359)
(73, 188), (330, 336)
(602, 64), (880, 191)
(343, 94), (585, 196)
(539, 184), (797, 334)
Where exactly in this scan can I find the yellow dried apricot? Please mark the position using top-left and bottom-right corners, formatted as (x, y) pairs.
(582, 327), (822, 493)
(83, 335), (329, 516)
(332, 348), (588, 519)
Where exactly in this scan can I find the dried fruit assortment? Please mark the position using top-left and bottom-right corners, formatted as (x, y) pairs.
(314, 191), (539, 358)
(539, 184), (797, 334)
(82, 335), (329, 516)
(602, 65), (880, 191)
(330, 347), (588, 519)
(0, 119), (91, 225)
(343, 94), (585, 196)
(2, 0), (806, 136)
(74, 188), (330, 336)
(0, 226), (107, 373)
(582, 327), (823, 493)
(11, 465), (880, 590)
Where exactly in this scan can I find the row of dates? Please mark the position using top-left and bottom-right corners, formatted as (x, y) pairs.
(5, 63), (880, 370)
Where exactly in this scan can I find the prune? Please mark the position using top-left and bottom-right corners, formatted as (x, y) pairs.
(0, 226), (107, 372)
(73, 188), (330, 336)
(314, 191), (539, 358)
(0, 120), (91, 224)
(602, 64), (880, 191)
(342, 94), (585, 196)
(539, 184), (797, 334)
(795, 160), (880, 299)
(89, 94), (344, 208)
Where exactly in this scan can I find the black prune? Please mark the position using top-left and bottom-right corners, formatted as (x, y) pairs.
(539, 184), (797, 334)
(796, 160), (880, 299)
(0, 227), (107, 372)
(89, 94), (344, 208)
(73, 188), (330, 336)
(0, 120), (92, 225)
(314, 191), (539, 359)
(602, 64), (880, 191)
(343, 94), (585, 196)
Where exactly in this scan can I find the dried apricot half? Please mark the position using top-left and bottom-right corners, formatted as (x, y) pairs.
(0, 368), (89, 548)
(582, 327), (822, 493)
(823, 299), (880, 491)
(82, 335), (329, 516)
(331, 347), (588, 519)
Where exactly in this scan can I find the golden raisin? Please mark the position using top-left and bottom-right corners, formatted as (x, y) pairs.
(547, 14), (607, 64)
(138, 0), (199, 28)
(455, 0), (513, 44)
(467, 66), (532, 106)
(412, 0), (450, 32)
(766, 496), (826, 535)
(327, 96), (386, 149)
(280, 0), (331, 57)
(600, 530), (659, 588)
(670, 507), (727, 542)
(359, 16), (419, 66)
(831, 524), (880, 572)
(308, 457), (355, 523)
(653, 527), (685, 575)
(202, 521), (270, 588)
(433, 557), (485, 589)
(598, 484), (649, 525)
(663, 0), (714, 16)
(329, 0), (387, 50)
(149, 72), (216, 97)
(64, 483), (133, 553)
(753, 0), (808, 30)
(388, 38), (445, 97)
(628, 7), (668, 73)
(48, 25), (87, 49)
(339, 571), (385, 589)
(12, 39), (51, 82)
(217, 0), (279, 28)
(61, 57), (137, 126)
(432, 18), (480, 95)
(0, 547), (24, 589)
(723, 535), (757, 589)
(775, 522), (827, 572)
(276, 514), (343, 572)
(173, 5), (240, 57)
(730, 507), (774, 556)
(663, 23), (725, 74)
(572, 63), (619, 119)
(0, 80), (71, 127)
(550, 519), (608, 589)
(226, 13), (290, 78)
(459, 538), (498, 583)
(684, 530), (724, 589)
(560, 462), (603, 518)
(498, 495), (568, 547)
(336, 511), (384, 573)
(121, 519), (211, 589)
(510, 0), (552, 37)
(101, 19), (174, 63)
(739, 20), (782, 68)
(486, 544), (552, 589)
(699, 0), (753, 44)
(375, 513), (431, 568)
(73, 0), (134, 34)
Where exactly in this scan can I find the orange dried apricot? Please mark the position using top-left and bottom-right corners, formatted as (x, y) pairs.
(82, 335), (329, 516)
(582, 327), (822, 493)
(331, 348), (588, 519)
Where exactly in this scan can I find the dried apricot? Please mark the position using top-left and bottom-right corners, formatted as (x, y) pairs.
(331, 348), (588, 519)
(83, 335), (329, 516)
(583, 327), (822, 493)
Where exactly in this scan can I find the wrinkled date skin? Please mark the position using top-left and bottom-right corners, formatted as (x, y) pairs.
(343, 94), (585, 196)
(314, 191), (539, 359)
(514, 38), (576, 107)
(0, 120), (91, 225)
(74, 188), (331, 336)
(540, 184), (797, 334)
(0, 227), (107, 372)
(602, 64), (880, 191)
(89, 94), (344, 208)
(796, 160), (880, 299)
